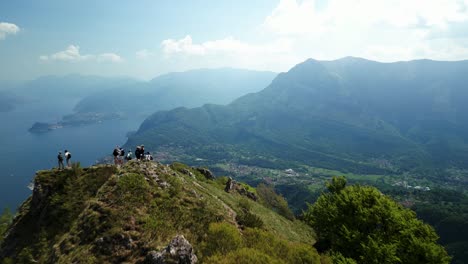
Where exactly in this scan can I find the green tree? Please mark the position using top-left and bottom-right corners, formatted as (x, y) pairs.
(303, 177), (451, 264)
(256, 183), (295, 220)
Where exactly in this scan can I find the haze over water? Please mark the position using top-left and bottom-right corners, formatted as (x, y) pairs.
(0, 100), (143, 209)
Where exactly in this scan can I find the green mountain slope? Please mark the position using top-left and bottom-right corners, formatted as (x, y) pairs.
(0, 162), (318, 263)
(127, 58), (468, 174)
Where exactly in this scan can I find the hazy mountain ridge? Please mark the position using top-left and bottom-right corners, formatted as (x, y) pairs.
(0, 91), (22, 112)
(14, 74), (139, 102)
(73, 68), (277, 117)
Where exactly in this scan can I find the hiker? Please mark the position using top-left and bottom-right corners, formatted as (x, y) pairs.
(140, 145), (145, 160)
(126, 150), (133, 161)
(57, 151), (64, 170)
(113, 146), (120, 165)
(119, 147), (125, 164)
(64, 150), (72, 167)
(145, 152), (153, 161)
(135, 146), (141, 160)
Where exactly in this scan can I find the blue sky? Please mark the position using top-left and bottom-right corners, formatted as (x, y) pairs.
(1, 0), (468, 80)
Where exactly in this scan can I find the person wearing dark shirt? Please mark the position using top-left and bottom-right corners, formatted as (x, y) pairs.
(57, 152), (64, 170)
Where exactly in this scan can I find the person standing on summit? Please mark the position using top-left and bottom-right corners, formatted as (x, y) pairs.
(140, 145), (145, 160)
(135, 145), (142, 160)
(57, 151), (64, 170)
(113, 146), (120, 165)
(64, 150), (72, 167)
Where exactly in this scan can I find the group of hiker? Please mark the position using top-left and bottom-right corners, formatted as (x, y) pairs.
(56, 145), (154, 170)
(113, 146), (128, 165)
(112, 145), (153, 166)
(135, 145), (153, 161)
(57, 150), (72, 170)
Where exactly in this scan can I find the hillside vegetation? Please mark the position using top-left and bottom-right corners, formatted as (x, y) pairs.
(0, 161), (451, 263)
(0, 161), (319, 263)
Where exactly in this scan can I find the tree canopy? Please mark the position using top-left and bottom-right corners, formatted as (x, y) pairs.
(303, 176), (451, 264)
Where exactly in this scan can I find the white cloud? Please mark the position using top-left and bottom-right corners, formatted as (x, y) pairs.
(263, 0), (468, 36)
(40, 45), (123, 63)
(154, 0), (468, 74)
(159, 35), (297, 72)
(40, 45), (91, 62)
(161, 35), (292, 56)
(98, 53), (123, 63)
(0, 22), (20, 40)
(136, 49), (155, 59)
(259, 0), (468, 62)
(364, 41), (468, 62)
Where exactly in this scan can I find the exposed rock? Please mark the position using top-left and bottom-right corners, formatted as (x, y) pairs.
(31, 182), (50, 214)
(181, 169), (195, 178)
(94, 233), (134, 255)
(224, 177), (257, 201)
(224, 177), (235, 192)
(144, 235), (197, 264)
(194, 168), (214, 180)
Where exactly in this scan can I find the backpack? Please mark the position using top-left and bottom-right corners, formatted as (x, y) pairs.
(113, 149), (119, 157)
(66, 153), (71, 159)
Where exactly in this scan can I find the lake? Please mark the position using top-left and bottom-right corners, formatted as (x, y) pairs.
(0, 100), (144, 210)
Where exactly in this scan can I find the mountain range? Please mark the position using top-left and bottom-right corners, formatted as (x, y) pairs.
(127, 57), (468, 176)
(73, 68), (276, 118)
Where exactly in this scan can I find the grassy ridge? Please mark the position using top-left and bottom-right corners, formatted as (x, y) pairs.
(0, 161), (320, 263)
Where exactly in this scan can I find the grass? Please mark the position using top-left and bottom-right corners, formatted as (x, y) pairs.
(196, 178), (316, 245)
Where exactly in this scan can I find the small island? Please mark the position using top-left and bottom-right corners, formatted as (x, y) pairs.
(28, 112), (122, 133)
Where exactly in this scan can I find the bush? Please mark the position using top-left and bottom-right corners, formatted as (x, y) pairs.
(256, 183), (295, 220)
(205, 248), (281, 264)
(236, 211), (264, 229)
(243, 228), (320, 263)
(201, 223), (243, 257)
(236, 199), (263, 229)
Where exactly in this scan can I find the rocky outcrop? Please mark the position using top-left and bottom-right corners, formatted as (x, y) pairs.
(94, 233), (134, 255)
(224, 177), (258, 201)
(144, 235), (197, 264)
(194, 168), (214, 180)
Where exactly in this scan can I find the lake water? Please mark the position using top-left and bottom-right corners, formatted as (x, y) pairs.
(0, 100), (144, 210)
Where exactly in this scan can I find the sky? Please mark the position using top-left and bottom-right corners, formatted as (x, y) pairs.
(1, 0), (468, 80)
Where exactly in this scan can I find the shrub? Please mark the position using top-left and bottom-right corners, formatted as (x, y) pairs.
(236, 199), (263, 229)
(201, 223), (242, 257)
(205, 248), (281, 264)
(256, 183), (295, 220)
(243, 228), (321, 263)
(236, 211), (264, 229)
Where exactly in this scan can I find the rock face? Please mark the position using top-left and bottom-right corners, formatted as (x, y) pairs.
(194, 168), (214, 180)
(224, 177), (258, 201)
(144, 235), (197, 264)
